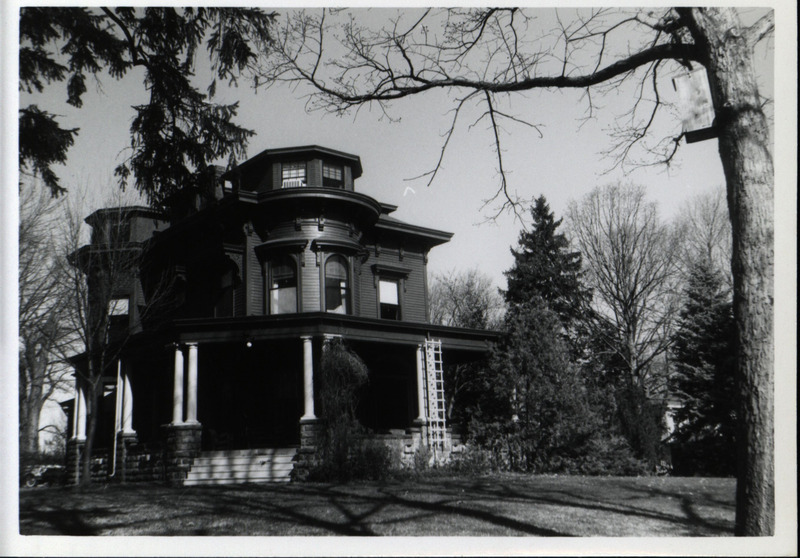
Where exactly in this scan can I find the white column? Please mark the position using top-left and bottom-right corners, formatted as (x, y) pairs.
(185, 342), (199, 423)
(416, 344), (427, 422)
(172, 344), (184, 424)
(76, 383), (87, 440)
(71, 378), (80, 439)
(122, 366), (135, 434)
(114, 361), (123, 434)
(300, 336), (316, 420)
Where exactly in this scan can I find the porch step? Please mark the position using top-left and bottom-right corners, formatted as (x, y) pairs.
(184, 448), (297, 486)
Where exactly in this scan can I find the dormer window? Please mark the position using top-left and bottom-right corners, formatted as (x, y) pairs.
(322, 163), (343, 188)
(281, 162), (306, 188)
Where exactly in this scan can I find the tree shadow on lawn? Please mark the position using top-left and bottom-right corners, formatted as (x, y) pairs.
(19, 477), (734, 536)
(174, 482), (572, 536)
(481, 477), (734, 536)
(20, 482), (570, 536)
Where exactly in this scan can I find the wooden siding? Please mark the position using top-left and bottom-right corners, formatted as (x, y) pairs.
(308, 159), (322, 188)
(344, 165), (354, 191)
(271, 162), (281, 191)
(229, 251), (246, 317)
(246, 229), (264, 315)
(129, 215), (167, 243)
(357, 244), (428, 323)
(300, 247), (319, 312)
(352, 258), (362, 316)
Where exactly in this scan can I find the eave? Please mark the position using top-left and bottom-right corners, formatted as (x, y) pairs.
(374, 216), (453, 248)
(162, 312), (499, 355)
(221, 145), (364, 181)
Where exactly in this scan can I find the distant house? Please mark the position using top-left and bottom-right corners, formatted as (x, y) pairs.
(66, 145), (498, 485)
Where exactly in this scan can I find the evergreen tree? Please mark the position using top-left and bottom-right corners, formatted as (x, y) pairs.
(477, 198), (644, 474)
(670, 259), (737, 475)
(19, 7), (275, 204)
(503, 195), (589, 326)
(496, 302), (596, 471)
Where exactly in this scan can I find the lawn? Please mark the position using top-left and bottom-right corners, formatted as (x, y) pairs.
(19, 474), (735, 537)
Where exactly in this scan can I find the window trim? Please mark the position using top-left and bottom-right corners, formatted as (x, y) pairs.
(322, 162), (344, 188)
(322, 254), (351, 315)
(281, 161), (307, 188)
(371, 264), (411, 320)
(378, 278), (401, 320)
(214, 253), (241, 318)
(266, 254), (300, 315)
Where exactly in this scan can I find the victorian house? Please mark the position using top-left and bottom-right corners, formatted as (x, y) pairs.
(66, 145), (497, 485)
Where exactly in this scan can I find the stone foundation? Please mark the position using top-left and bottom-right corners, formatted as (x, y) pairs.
(65, 440), (113, 484)
(110, 433), (137, 483)
(292, 419), (324, 480)
(122, 441), (166, 482)
(65, 439), (84, 485)
(162, 423), (203, 485)
(299, 418), (324, 449)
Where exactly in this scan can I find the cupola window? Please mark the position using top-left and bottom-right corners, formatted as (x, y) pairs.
(322, 163), (344, 188)
(281, 162), (306, 188)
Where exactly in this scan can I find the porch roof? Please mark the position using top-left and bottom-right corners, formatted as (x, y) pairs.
(156, 312), (499, 360)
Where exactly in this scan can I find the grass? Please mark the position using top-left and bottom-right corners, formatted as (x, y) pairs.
(19, 474), (735, 537)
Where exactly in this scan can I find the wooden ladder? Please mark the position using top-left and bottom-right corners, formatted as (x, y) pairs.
(424, 339), (447, 458)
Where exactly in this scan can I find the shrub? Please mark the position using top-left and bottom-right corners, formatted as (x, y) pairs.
(309, 434), (399, 482)
(349, 439), (395, 481)
(445, 445), (493, 476)
(571, 435), (651, 476)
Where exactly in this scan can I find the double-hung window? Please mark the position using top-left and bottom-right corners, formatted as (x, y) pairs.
(269, 256), (298, 314)
(324, 255), (350, 314)
(379, 279), (400, 320)
(322, 163), (343, 188)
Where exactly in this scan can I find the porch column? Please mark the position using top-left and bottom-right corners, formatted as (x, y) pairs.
(122, 365), (135, 434)
(172, 344), (184, 424)
(185, 342), (199, 424)
(415, 344), (427, 422)
(76, 382), (87, 440)
(114, 361), (123, 434)
(70, 379), (80, 439)
(300, 336), (316, 420)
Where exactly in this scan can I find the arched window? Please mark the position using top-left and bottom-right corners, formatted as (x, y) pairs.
(324, 255), (350, 314)
(269, 256), (298, 314)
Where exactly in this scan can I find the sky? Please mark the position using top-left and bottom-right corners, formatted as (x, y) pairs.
(10, 7), (777, 293)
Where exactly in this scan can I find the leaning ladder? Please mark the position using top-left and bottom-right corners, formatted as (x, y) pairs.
(424, 339), (447, 456)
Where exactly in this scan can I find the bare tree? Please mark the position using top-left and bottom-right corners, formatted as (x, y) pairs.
(676, 186), (733, 287)
(567, 183), (682, 467)
(255, 8), (775, 533)
(58, 191), (173, 486)
(567, 183), (682, 396)
(428, 268), (503, 420)
(18, 177), (72, 460)
(429, 268), (504, 330)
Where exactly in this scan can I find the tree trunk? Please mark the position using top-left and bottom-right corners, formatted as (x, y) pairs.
(688, 8), (775, 536)
(20, 349), (47, 457)
(20, 389), (43, 456)
(80, 376), (101, 487)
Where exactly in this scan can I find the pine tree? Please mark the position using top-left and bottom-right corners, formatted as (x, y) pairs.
(503, 196), (589, 326)
(670, 259), (737, 475)
(19, 7), (275, 203)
